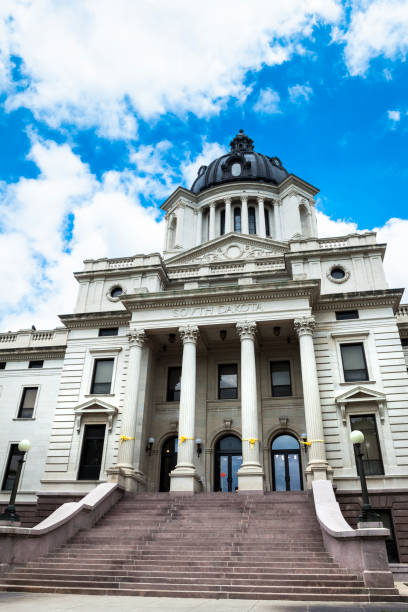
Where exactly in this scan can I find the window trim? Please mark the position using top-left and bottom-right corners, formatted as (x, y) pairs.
(76, 421), (108, 482)
(14, 385), (40, 420)
(90, 358), (115, 395)
(217, 363), (239, 400)
(340, 342), (369, 383)
(332, 332), (374, 384)
(86, 348), (121, 398)
(270, 360), (293, 398)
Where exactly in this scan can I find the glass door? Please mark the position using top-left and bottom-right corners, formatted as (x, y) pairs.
(160, 436), (178, 492)
(214, 435), (242, 491)
(271, 434), (302, 491)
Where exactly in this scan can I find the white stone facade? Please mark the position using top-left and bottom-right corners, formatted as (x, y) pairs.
(1, 136), (407, 517)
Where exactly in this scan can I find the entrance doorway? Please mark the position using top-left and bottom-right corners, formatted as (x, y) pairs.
(214, 435), (242, 492)
(78, 424), (106, 480)
(271, 434), (302, 491)
(159, 435), (178, 492)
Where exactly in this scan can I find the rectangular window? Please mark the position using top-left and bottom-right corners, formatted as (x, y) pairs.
(2, 444), (24, 491)
(350, 414), (384, 475)
(401, 338), (408, 347)
(167, 366), (182, 401)
(17, 387), (38, 418)
(0, 362), (6, 369)
(98, 328), (119, 337)
(341, 343), (368, 382)
(90, 358), (114, 394)
(218, 364), (238, 399)
(270, 361), (292, 397)
(336, 310), (359, 320)
(375, 509), (399, 563)
(29, 360), (43, 369)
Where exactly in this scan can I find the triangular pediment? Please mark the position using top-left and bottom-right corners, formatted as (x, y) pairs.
(74, 399), (118, 413)
(166, 233), (288, 267)
(335, 386), (386, 404)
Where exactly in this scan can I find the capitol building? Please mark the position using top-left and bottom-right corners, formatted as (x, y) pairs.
(0, 130), (407, 599)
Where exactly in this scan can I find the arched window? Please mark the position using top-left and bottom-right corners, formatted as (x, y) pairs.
(264, 208), (271, 236)
(168, 216), (177, 249)
(248, 207), (256, 234)
(234, 207), (241, 232)
(299, 204), (311, 238)
(220, 209), (225, 235)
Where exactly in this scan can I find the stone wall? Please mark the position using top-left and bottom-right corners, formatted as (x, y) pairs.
(336, 490), (408, 563)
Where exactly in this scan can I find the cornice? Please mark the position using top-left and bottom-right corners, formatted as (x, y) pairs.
(59, 310), (131, 329)
(121, 279), (320, 311)
(74, 264), (168, 283)
(286, 243), (386, 261)
(315, 289), (403, 314)
(0, 346), (66, 360)
(160, 186), (197, 211)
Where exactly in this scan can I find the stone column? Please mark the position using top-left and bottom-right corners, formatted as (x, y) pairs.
(170, 325), (201, 493)
(209, 202), (216, 240)
(225, 198), (232, 233)
(175, 205), (184, 247)
(236, 321), (264, 491)
(294, 316), (331, 485)
(114, 329), (146, 490)
(241, 196), (249, 234)
(195, 209), (203, 245)
(257, 197), (266, 238)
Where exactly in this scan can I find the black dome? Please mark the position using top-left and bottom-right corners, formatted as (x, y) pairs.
(191, 130), (289, 194)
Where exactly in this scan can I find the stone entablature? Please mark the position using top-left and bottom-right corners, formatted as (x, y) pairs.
(0, 327), (67, 350)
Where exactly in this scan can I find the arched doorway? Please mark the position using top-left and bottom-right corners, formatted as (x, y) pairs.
(271, 434), (302, 491)
(159, 435), (178, 492)
(214, 435), (242, 492)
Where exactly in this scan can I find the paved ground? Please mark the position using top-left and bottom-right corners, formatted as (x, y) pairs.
(1, 593), (408, 612)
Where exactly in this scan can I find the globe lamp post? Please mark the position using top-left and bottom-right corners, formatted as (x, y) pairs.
(350, 430), (380, 524)
(0, 439), (31, 524)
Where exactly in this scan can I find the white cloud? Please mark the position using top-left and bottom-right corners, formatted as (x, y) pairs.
(0, 136), (165, 330)
(0, 0), (342, 137)
(181, 141), (226, 188)
(388, 110), (401, 122)
(317, 209), (408, 300)
(343, 0), (408, 76)
(288, 84), (313, 103)
(253, 88), (281, 114)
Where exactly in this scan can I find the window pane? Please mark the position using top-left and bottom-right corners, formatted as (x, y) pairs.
(167, 366), (181, 401)
(376, 510), (399, 563)
(0, 362), (6, 369)
(288, 453), (301, 491)
(29, 360), (43, 368)
(220, 210), (225, 235)
(234, 208), (241, 232)
(18, 387), (38, 418)
(91, 359), (114, 394)
(341, 343), (368, 381)
(274, 454), (286, 491)
(99, 328), (119, 336)
(271, 361), (292, 396)
(264, 209), (270, 236)
(336, 310), (359, 320)
(350, 415), (384, 475)
(272, 435), (300, 450)
(218, 364), (238, 399)
(2, 444), (24, 491)
(248, 207), (256, 234)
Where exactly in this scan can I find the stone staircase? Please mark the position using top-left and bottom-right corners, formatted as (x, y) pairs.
(0, 491), (405, 602)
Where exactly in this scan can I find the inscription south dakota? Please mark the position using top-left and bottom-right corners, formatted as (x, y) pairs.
(171, 303), (263, 317)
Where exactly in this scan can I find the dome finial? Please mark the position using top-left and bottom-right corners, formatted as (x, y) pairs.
(230, 130), (254, 152)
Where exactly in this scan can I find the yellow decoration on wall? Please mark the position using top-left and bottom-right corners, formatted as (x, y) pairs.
(120, 435), (135, 444)
(243, 437), (258, 449)
(179, 436), (195, 444)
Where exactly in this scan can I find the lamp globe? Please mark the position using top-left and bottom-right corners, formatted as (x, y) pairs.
(18, 439), (31, 452)
(350, 430), (364, 445)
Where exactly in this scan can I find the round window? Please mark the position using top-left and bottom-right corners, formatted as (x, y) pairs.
(330, 267), (346, 280)
(110, 286), (123, 299)
(231, 163), (241, 177)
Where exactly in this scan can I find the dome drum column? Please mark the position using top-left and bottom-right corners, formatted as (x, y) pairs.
(257, 197), (266, 238)
(209, 203), (216, 241)
(241, 196), (249, 234)
(224, 198), (232, 233)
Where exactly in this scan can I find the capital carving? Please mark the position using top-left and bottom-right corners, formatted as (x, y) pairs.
(241, 196), (248, 204)
(236, 320), (257, 341)
(224, 198), (231, 205)
(209, 202), (216, 209)
(179, 325), (200, 344)
(127, 329), (146, 347)
(257, 196), (264, 205)
(294, 316), (316, 337)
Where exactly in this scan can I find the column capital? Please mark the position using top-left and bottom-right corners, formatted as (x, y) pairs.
(236, 320), (257, 341)
(127, 329), (146, 347)
(294, 316), (316, 337)
(257, 196), (264, 204)
(224, 197), (231, 205)
(179, 325), (200, 344)
(241, 195), (248, 203)
(209, 201), (216, 209)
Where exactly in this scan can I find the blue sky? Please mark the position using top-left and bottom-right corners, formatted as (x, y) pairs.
(0, 1), (407, 329)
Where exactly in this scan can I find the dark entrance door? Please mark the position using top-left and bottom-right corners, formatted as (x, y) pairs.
(271, 434), (302, 491)
(78, 424), (106, 480)
(214, 435), (242, 492)
(160, 436), (178, 492)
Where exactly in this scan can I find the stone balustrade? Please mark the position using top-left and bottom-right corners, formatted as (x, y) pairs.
(0, 327), (68, 349)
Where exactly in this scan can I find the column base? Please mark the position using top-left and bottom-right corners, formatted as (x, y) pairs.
(107, 467), (146, 493)
(169, 467), (202, 494)
(237, 465), (264, 492)
(305, 461), (333, 487)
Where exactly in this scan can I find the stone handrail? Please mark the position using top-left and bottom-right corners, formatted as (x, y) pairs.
(312, 480), (394, 588)
(397, 304), (408, 317)
(0, 482), (123, 565)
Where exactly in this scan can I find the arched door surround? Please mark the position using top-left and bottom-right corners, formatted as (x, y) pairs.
(271, 433), (302, 491)
(214, 434), (242, 492)
(159, 435), (178, 492)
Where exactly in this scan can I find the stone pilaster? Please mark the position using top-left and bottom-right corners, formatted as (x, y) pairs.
(111, 329), (146, 492)
(241, 196), (249, 234)
(236, 321), (264, 492)
(170, 325), (201, 493)
(209, 202), (216, 240)
(195, 209), (203, 245)
(294, 316), (331, 485)
(225, 198), (232, 233)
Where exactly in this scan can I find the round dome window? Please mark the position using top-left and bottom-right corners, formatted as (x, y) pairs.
(231, 163), (241, 177)
(330, 267), (345, 280)
(110, 286), (124, 298)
